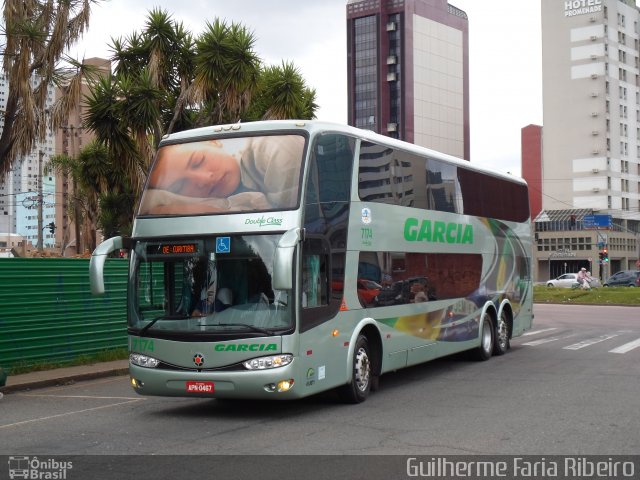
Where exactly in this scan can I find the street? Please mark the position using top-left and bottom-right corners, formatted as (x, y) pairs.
(1, 304), (639, 456)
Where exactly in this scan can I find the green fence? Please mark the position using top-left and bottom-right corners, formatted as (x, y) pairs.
(0, 258), (128, 371)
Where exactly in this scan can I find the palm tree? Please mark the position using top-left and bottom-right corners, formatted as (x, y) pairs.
(0, 0), (100, 178)
(83, 75), (146, 193)
(191, 19), (261, 126)
(246, 61), (318, 121)
(46, 141), (132, 253)
(80, 9), (318, 239)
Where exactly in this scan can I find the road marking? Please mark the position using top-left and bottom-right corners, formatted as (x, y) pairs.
(522, 328), (558, 336)
(609, 337), (640, 354)
(563, 334), (620, 350)
(0, 399), (143, 430)
(522, 336), (562, 346)
(16, 394), (141, 400)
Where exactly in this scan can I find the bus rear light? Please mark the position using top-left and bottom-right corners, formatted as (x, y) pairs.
(130, 353), (160, 368)
(243, 354), (293, 370)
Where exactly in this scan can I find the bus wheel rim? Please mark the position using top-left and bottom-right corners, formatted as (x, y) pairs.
(354, 347), (370, 392)
(482, 320), (492, 352)
(497, 315), (508, 349)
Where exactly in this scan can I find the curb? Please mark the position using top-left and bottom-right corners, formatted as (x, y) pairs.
(0, 367), (129, 395)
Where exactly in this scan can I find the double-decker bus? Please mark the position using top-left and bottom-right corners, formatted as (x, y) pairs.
(90, 120), (532, 403)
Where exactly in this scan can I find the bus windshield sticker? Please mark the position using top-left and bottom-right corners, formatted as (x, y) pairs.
(138, 135), (305, 216)
(216, 237), (230, 253)
(361, 207), (372, 224)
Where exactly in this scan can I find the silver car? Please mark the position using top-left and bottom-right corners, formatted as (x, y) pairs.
(546, 273), (579, 288)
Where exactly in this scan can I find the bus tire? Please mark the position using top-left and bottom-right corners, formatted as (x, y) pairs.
(493, 310), (510, 356)
(339, 334), (372, 403)
(475, 313), (494, 361)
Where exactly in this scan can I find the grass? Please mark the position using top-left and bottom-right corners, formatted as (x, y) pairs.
(7, 347), (129, 376)
(533, 285), (640, 306)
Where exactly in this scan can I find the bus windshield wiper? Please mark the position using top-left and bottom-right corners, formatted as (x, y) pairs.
(203, 322), (276, 336)
(139, 313), (190, 336)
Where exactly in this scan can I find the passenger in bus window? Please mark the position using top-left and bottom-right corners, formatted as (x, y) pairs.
(412, 283), (428, 303)
(138, 135), (304, 215)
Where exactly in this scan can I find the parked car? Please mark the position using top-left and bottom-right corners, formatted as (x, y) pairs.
(603, 270), (640, 287)
(546, 273), (579, 288)
(375, 276), (437, 305)
(357, 279), (382, 306)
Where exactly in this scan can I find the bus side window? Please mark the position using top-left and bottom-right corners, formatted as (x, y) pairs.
(302, 239), (328, 308)
(300, 133), (353, 332)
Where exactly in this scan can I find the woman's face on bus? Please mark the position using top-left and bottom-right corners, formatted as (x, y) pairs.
(149, 141), (241, 198)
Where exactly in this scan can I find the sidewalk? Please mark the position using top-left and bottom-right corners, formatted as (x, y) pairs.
(0, 359), (129, 394)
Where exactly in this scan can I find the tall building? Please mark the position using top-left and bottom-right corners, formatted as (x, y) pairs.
(0, 74), (57, 250)
(346, 0), (470, 160)
(538, 0), (640, 280)
(542, 0), (640, 217)
(0, 58), (110, 256)
(54, 57), (111, 256)
(521, 124), (544, 220)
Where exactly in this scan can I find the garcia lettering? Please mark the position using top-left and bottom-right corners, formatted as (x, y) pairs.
(214, 343), (278, 352)
(404, 217), (473, 244)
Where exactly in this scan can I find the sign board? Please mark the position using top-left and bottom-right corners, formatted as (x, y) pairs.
(583, 214), (612, 230)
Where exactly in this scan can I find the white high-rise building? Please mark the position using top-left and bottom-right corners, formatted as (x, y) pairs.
(0, 74), (57, 249)
(536, 0), (640, 280)
(542, 0), (640, 219)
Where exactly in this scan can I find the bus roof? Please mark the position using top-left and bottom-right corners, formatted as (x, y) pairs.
(159, 120), (527, 187)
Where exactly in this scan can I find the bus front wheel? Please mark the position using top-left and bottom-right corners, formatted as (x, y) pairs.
(475, 313), (494, 361)
(339, 334), (372, 403)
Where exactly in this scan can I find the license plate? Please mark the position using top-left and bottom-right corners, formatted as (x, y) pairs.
(186, 381), (214, 393)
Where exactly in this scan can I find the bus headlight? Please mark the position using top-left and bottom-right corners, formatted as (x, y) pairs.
(130, 353), (160, 368)
(243, 354), (293, 370)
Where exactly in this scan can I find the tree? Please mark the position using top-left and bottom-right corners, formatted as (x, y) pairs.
(245, 61), (318, 121)
(191, 19), (261, 126)
(46, 141), (133, 253)
(0, 0), (101, 178)
(81, 9), (318, 237)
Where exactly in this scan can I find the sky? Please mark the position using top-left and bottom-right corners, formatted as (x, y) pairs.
(69, 0), (543, 177)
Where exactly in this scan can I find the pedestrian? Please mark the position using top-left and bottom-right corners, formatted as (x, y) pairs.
(577, 267), (591, 290)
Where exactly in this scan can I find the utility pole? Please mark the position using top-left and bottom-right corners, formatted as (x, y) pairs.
(36, 150), (44, 252)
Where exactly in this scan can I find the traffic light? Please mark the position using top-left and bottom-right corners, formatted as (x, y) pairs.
(598, 250), (604, 263)
(47, 222), (56, 235)
(602, 247), (609, 263)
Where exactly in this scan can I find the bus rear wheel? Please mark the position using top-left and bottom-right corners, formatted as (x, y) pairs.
(493, 310), (510, 356)
(475, 313), (494, 361)
(339, 334), (372, 403)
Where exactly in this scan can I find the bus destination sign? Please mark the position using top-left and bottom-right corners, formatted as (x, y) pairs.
(147, 243), (198, 256)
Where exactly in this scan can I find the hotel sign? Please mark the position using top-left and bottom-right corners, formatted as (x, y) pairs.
(550, 249), (577, 258)
(565, 0), (602, 17)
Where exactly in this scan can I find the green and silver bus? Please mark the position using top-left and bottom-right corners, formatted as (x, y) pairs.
(90, 120), (532, 403)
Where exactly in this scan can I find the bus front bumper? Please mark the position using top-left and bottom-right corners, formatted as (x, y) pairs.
(128, 362), (303, 400)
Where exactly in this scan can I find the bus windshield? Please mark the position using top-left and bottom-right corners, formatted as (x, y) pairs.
(137, 134), (306, 216)
(129, 234), (293, 335)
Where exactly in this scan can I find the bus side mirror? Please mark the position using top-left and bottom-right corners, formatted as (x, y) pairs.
(272, 228), (302, 291)
(90, 236), (123, 295)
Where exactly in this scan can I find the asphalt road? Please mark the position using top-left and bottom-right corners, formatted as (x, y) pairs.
(1, 303), (638, 458)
